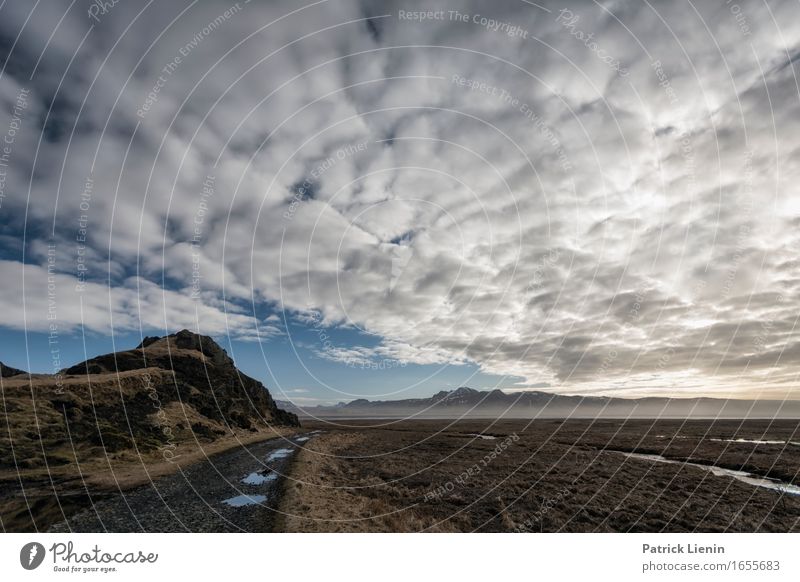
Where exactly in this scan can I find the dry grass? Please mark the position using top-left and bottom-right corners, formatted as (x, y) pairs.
(278, 419), (800, 533)
(0, 426), (300, 532)
(279, 432), (462, 532)
(0, 371), (299, 534)
(1, 331), (301, 531)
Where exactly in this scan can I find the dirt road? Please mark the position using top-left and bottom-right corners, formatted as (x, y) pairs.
(49, 431), (320, 532)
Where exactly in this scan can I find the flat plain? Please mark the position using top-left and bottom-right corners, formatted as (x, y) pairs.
(278, 419), (800, 532)
(3, 418), (799, 532)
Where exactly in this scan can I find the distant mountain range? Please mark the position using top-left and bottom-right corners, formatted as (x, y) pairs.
(277, 386), (800, 419)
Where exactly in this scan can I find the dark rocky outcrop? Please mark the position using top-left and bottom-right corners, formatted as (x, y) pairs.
(1, 330), (298, 472)
(0, 362), (27, 378)
(62, 329), (299, 428)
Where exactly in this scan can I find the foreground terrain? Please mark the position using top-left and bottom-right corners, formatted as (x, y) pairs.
(0, 329), (300, 531)
(49, 431), (319, 532)
(3, 331), (799, 534)
(279, 419), (800, 532)
(2, 418), (799, 532)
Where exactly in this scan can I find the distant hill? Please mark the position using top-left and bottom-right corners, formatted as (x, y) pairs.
(0, 362), (27, 378)
(277, 386), (800, 419)
(1, 330), (298, 472)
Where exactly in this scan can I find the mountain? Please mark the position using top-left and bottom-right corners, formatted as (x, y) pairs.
(1, 330), (299, 472)
(0, 362), (27, 377)
(282, 386), (800, 419)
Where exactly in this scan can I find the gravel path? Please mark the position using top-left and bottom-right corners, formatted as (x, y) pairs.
(49, 432), (320, 532)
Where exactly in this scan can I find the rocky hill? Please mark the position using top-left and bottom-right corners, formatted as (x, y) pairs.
(1, 330), (298, 472)
(0, 362), (27, 378)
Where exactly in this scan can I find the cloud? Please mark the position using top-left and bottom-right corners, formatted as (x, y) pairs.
(2, 0), (800, 396)
(0, 259), (262, 338)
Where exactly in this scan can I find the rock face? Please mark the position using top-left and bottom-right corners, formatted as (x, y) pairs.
(1, 330), (298, 471)
(63, 329), (300, 429)
(0, 362), (27, 377)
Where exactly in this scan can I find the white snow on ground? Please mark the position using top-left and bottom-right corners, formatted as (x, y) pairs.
(241, 472), (278, 485)
(222, 494), (267, 507)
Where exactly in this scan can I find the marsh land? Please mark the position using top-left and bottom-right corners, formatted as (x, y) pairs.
(5, 418), (798, 532)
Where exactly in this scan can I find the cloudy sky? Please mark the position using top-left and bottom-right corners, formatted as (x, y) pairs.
(1, 0), (799, 403)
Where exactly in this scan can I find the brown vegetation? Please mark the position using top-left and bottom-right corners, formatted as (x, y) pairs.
(279, 419), (800, 532)
(0, 330), (300, 531)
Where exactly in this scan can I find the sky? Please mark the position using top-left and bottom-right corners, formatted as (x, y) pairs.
(1, 0), (799, 404)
